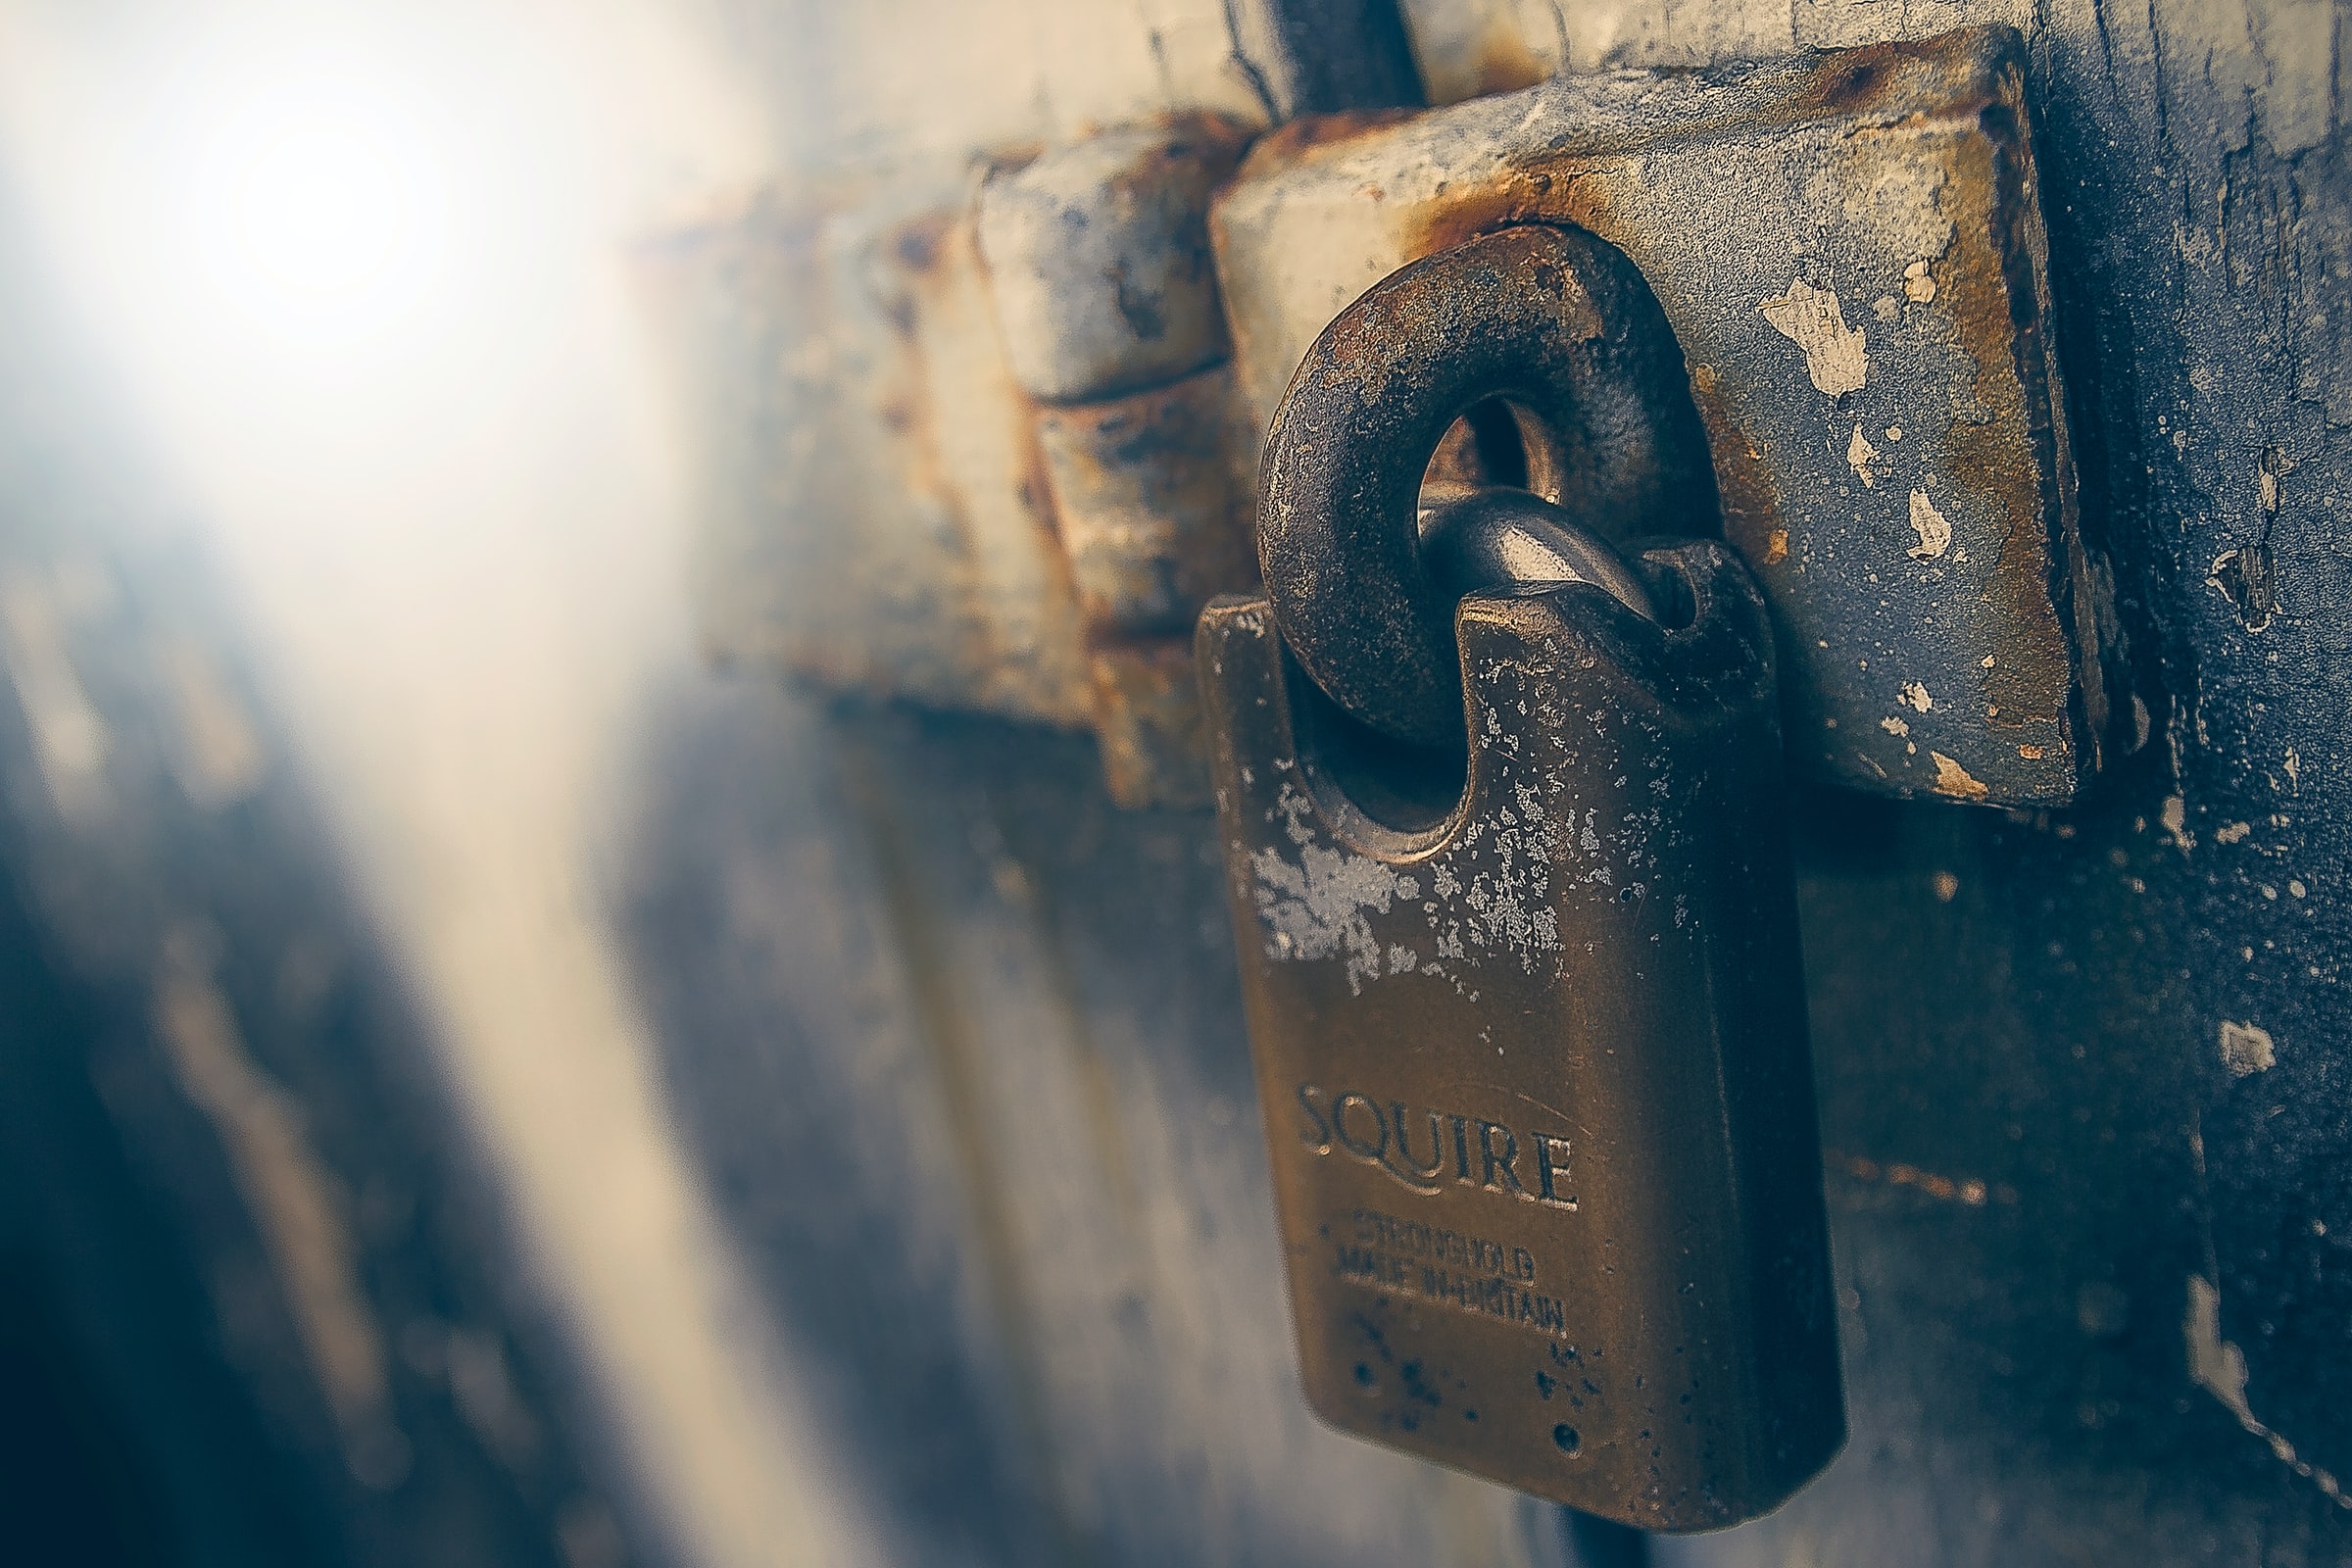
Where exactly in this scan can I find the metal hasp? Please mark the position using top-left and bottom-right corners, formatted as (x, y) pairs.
(1212, 26), (2122, 808)
(1198, 514), (1843, 1526)
(633, 114), (1263, 809)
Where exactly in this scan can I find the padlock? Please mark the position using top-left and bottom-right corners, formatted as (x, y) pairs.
(1198, 225), (1843, 1530)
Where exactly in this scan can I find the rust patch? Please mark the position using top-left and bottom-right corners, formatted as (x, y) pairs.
(1103, 113), (1254, 192)
(1401, 168), (1574, 265)
(1931, 119), (2077, 760)
(1470, 26), (1556, 98)
(1089, 638), (1212, 808)
(1098, 114), (1253, 298)
(1034, 367), (1257, 638)
(1785, 33), (2000, 123)
(1803, 52), (1896, 117)
(1687, 368), (1785, 563)
(1232, 107), (1421, 180)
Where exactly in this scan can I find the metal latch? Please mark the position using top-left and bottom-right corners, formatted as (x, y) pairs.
(1214, 27), (2120, 807)
(649, 25), (2122, 812)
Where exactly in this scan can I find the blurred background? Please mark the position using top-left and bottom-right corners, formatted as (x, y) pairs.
(0, 4), (811, 1563)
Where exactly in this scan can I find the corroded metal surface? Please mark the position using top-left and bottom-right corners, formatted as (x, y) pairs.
(654, 30), (2118, 812)
(1089, 640), (1213, 808)
(982, 123), (1265, 806)
(1212, 26), (2122, 807)
(1198, 537), (1842, 1527)
(875, 202), (1100, 726)
(643, 118), (1265, 807)
(978, 117), (1253, 404)
(1033, 364), (1258, 639)
(1254, 223), (1716, 748)
(612, 0), (2352, 1553)
(635, 179), (1088, 724)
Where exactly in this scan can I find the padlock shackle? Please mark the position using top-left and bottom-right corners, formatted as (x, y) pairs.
(1256, 222), (1718, 749)
(1417, 486), (1657, 619)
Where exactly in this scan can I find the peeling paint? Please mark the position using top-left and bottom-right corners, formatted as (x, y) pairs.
(1847, 425), (1881, 486)
(2186, 1276), (2352, 1507)
(1930, 751), (1988, 800)
(1898, 682), (1933, 712)
(2207, 544), (2277, 631)
(1759, 279), (1868, 397)
(1902, 258), (1936, 304)
(1907, 490), (1951, 560)
(1246, 711), (1611, 993)
(2220, 1019), (2277, 1077)
(1250, 826), (1420, 996)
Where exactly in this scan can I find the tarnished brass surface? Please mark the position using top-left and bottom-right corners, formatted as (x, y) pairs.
(1198, 541), (1844, 1528)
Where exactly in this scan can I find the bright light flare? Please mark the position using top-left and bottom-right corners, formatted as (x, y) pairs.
(0, 5), (769, 458)
(172, 74), (457, 347)
(0, 7), (889, 1566)
(0, 20), (565, 442)
(133, 43), (489, 388)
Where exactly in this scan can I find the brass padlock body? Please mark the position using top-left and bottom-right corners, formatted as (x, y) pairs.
(1199, 544), (1843, 1530)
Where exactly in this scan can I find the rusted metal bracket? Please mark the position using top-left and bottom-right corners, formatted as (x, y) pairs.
(980, 120), (1262, 808)
(1214, 27), (2122, 807)
(648, 26), (2119, 811)
(634, 118), (1264, 809)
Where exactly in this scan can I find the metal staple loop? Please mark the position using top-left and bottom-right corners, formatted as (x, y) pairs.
(1254, 222), (1718, 749)
(1415, 486), (1658, 623)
